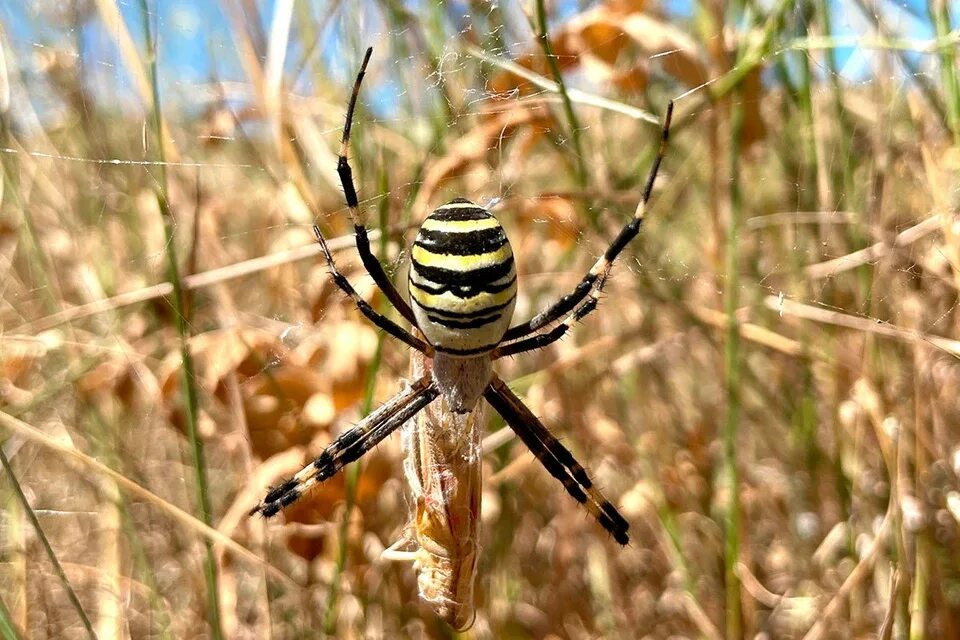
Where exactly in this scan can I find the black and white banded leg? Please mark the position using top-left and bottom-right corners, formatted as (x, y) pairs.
(313, 225), (431, 355)
(251, 374), (439, 517)
(334, 46), (419, 328)
(492, 271), (608, 359)
(483, 375), (630, 545)
(498, 101), (674, 351)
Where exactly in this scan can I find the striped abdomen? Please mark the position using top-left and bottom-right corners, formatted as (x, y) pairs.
(409, 199), (517, 355)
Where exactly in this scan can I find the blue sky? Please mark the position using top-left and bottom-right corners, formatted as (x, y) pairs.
(0, 0), (950, 120)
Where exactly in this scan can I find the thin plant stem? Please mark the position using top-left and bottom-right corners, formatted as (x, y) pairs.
(722, 7), (747, 637)
(710, 0), (793, 99)
(322, 336), (385, 635)
(0, 445), (96, 640)
(136, 2), (223, 637)
(794, 2), (824, 211)
(814, 0), (855, 202)
(86, 408), (175, 640)
(929, 0), (960, 145)
(533, 0), (587, 188)
(0, 591), (23, 640)
(722, 113), (744, 640)
(909, 508), (930, 638)
(790, 2), (826, 523)
(323, 161), (391, 635)
(909, 355), (929, 639)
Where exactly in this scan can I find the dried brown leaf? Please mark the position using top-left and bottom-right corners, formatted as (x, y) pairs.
(1, 337), (47, 384)
(243, 364), (329, 459)
(490, 6), (707, 96)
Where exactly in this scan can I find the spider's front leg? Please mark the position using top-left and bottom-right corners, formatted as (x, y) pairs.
(333, 46), (419, 328)
(251, 374), (439, 517)
(495, 101), (674, 357)
(491, 271), (609, 359)
(312, 225), (431, 355)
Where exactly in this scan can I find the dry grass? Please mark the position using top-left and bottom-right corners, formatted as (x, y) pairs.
(2, 1), (960, 639)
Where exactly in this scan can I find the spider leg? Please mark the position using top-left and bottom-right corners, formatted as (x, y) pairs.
(483, 375), (629, 545)
(251, 374), (439, 517)
(335, 46), (419, 328)
(502, 101), (673, 343)
(314, 225), (432, 355)
(492, 272), (608, 359)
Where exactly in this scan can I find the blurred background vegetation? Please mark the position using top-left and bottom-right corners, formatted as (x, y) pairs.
(2, 0), (960, 638)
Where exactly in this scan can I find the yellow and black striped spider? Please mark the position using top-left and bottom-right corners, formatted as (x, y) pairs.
(251, 47), (673, 548)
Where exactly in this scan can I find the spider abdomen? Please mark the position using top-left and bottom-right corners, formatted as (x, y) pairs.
(409, 198), (517, 355)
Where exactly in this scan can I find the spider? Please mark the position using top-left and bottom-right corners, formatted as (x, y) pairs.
(251, 47), (673, 550)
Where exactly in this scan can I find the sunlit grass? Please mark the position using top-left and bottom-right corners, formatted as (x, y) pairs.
(1, 1), (959, 638)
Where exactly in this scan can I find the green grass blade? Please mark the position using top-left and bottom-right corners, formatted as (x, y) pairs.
(0, 591), (23, 640)
(0, 445), (96, 639)
(135, 2), (223, 637)
(533, 0), (588, 188)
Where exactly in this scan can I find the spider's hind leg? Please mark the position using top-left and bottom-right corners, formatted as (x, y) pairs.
(483, 375), (629, 545)
(251, 374), (439, 518)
